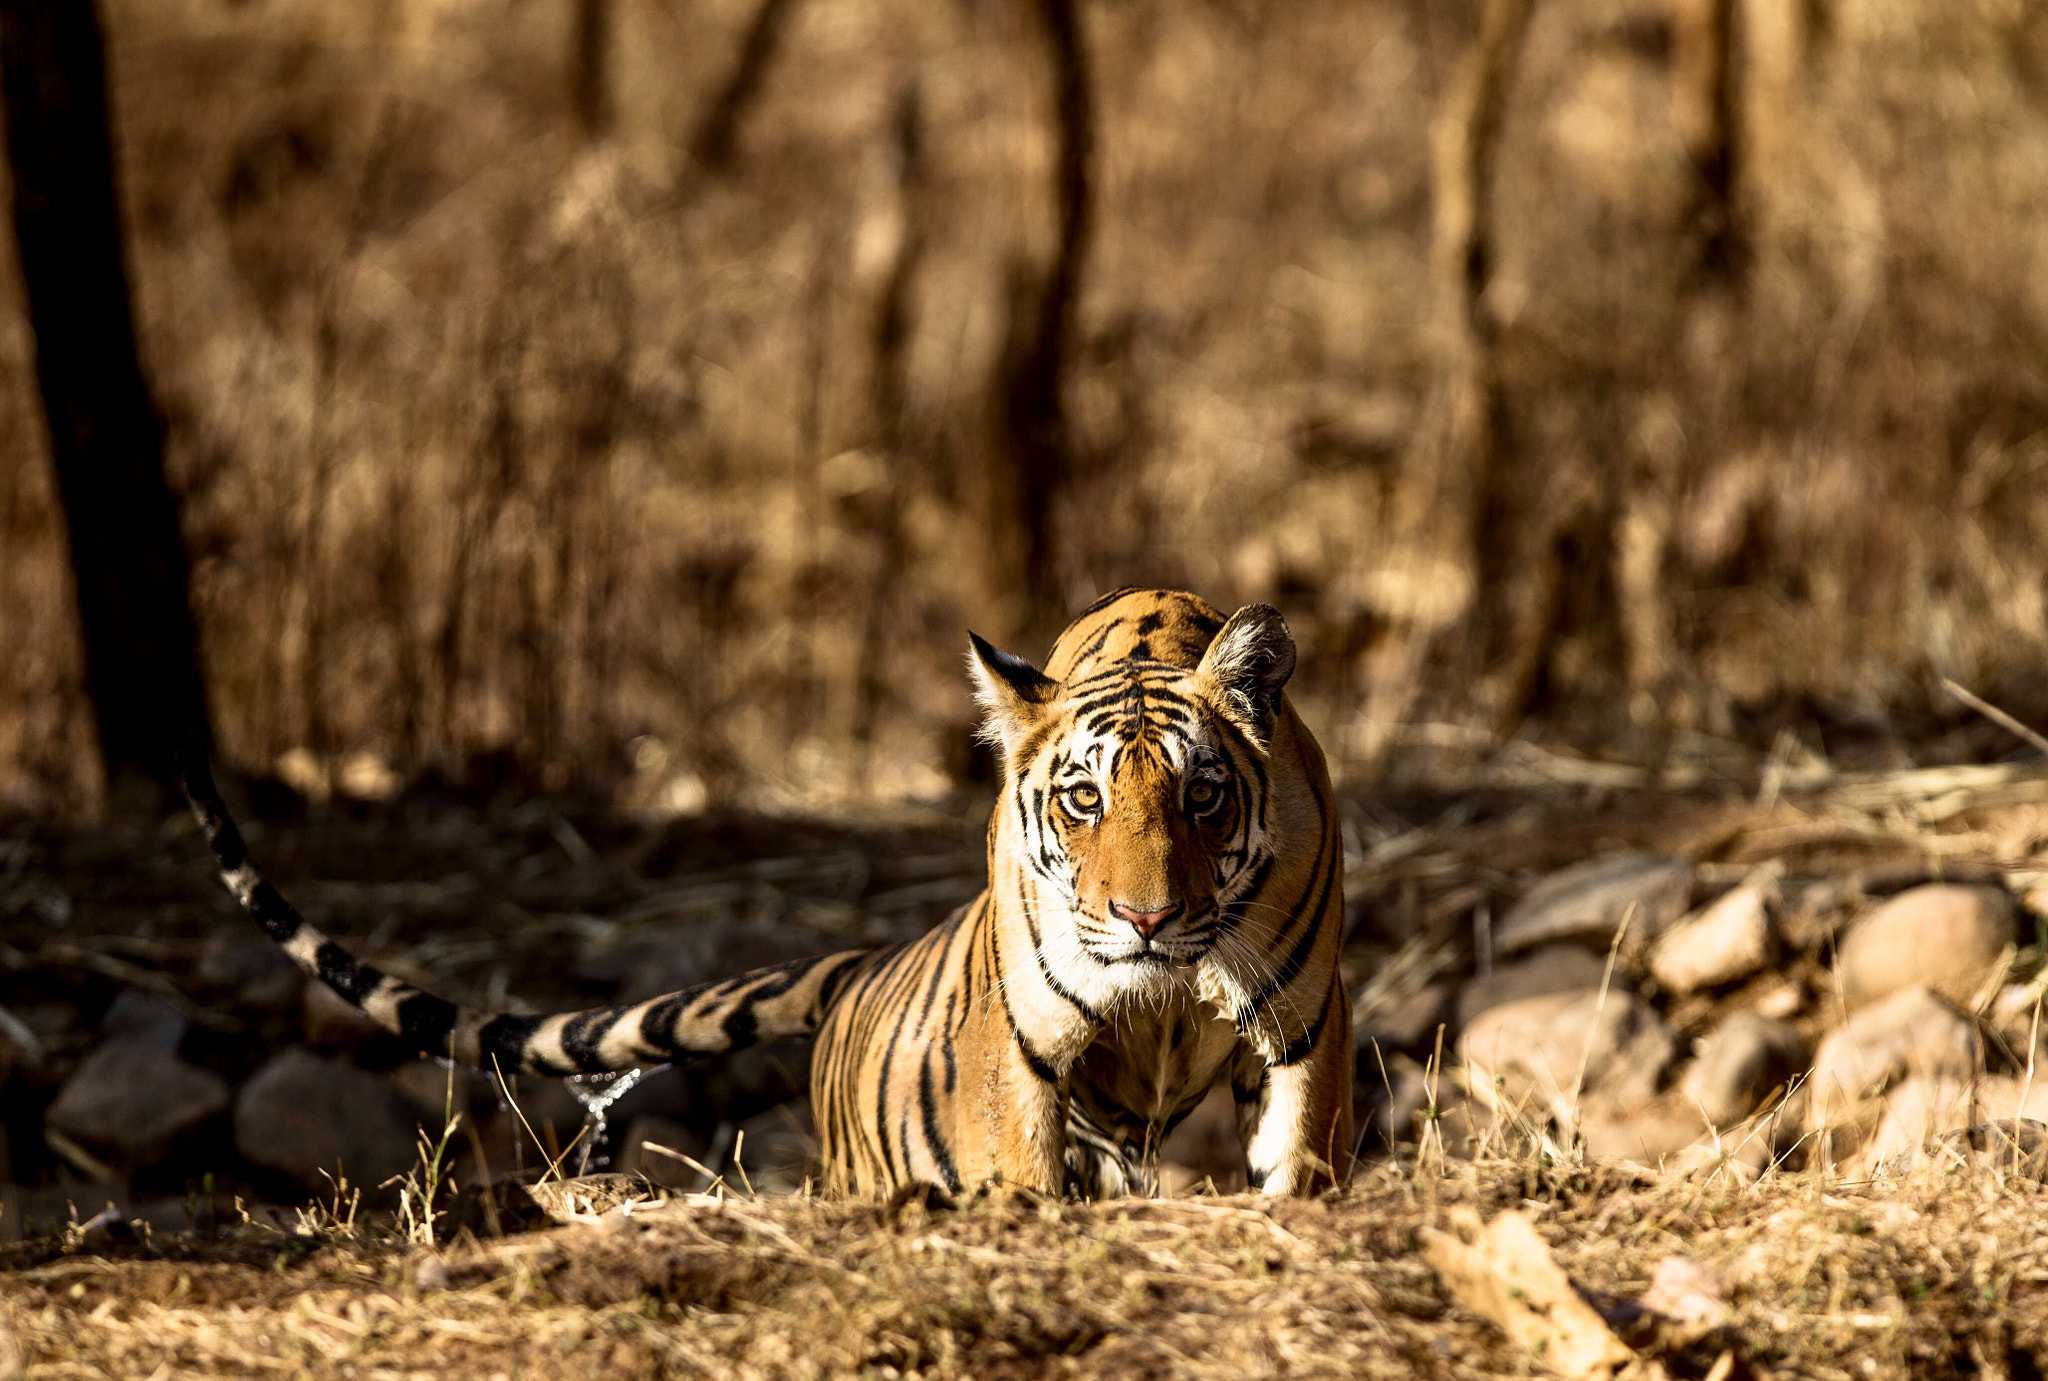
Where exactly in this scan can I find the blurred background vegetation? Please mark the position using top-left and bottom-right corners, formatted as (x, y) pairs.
(3, 0), (2048, 817)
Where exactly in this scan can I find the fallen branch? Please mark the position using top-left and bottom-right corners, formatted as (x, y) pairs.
(1422, 1207), (1661, 1380)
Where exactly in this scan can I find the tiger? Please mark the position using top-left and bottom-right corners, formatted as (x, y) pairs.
(180, 588), (1354, 1198)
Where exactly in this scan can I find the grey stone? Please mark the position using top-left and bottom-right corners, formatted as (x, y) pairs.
(468, 1074), (591, 1179)
(1495, 852), (1694, 957)
(1650, 883), (1775, 995)
(198, 936), (303, 1012)
(1806, 986), (1980, 1158)
(47, 1042), (230, 1159)
(1922, 1118), (2048, 1182)
(733, 1101), (817, 1196)
(234, 1049), (422, 1195)
(1358, 981), (1452, 1055)
(1580, 1097), (1708, 1165)
(1456, 944), (1608, 1028)
(1459, 988), (1677, 1128)
(525, 1173), (657, 1222)
(301, 981), (390, 1051)
(577, 919), (831, 1004)
(1974, 1073), (2048, 1125)
(1834, 884), (2017, 1012)
(1859, 1075), (1976, 1174)
(613, 1115), (709, 1191)
(98, 991), (187, 1049)
(1679, 1013), (1805, 1128)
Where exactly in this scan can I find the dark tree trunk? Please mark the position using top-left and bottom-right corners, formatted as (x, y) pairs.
(997, 0), (1092, 630)
(0, 0), (211, 806)
(1672, 0), (1743, 284)
(692, 0), (797, 172)
(571, 0), (613, 139)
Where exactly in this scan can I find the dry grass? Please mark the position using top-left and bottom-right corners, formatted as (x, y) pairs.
(10, 1154), (2048, 1379)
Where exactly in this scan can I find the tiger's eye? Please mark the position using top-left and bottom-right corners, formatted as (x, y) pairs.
(1187, 780), (1219, 809)
(1066, 783), (1102, 814)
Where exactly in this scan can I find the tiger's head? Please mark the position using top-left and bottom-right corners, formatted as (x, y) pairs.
(968, 591), (1298, 990)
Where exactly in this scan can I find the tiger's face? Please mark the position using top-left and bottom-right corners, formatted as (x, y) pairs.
(968, 599), (1296, 993)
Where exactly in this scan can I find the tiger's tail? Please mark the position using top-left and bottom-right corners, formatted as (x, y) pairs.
(178, 748), (875, 1077)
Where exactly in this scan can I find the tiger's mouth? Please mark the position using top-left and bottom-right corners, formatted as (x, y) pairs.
(1079, 903), (1218, 967)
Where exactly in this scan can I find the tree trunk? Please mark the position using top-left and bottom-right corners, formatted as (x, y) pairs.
(995, 0), (1092, 635)
(692, 0), (797, 172)
(571, 0), (613, 140)
(1356, 0), (1532, 759)
(1671, 0), (1741, 284)
(0, 0), (211, 807)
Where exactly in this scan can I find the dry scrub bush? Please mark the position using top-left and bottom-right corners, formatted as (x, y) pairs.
(3, 0), (2048, 812)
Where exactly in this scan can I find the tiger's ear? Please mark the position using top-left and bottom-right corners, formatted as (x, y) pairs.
(967, 632), (1057, 760)
(1197, 603), (1296, 741)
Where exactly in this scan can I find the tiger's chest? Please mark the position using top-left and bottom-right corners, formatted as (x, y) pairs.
(806, 913), (1251, 1198)
(1062, 987), (1245, 1195)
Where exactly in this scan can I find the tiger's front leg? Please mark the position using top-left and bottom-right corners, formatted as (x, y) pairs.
(953, 1003), (1072, 1196)
(992, 1041), (1070, 1194)
(1231, 979), (1354, 1195)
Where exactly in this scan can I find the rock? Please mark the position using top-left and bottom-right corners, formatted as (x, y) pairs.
(613, 1115), (708, 1191)
(577, 919), (832, 1004)
(1753, 982), (1803, 1020)
(1991, 983), (2040, 1026)
(1494, 853), (1694, 958)
(468, 1074), (591, 1178)
(301, 981), (391, 1051)
(1459, 989), (1676, 1128)
(1972, 1074), (2048, 1125)
(1356, 1051), (1435, 1151)
(388, 1058), (484, 1123)
(1658, 1108), (1789, 1183)
(1863, 1078), (2048, 1176)
(1680, 1013), (1805, 1129)
(1358, 981), (1452, 1056)
(1579, 1097), (1707, 1165)
(198, 936), (303, 1012)
(47, 1042), (230, 1161)
(1926, 1118), (2048, 1181)
(98, 991), (187, 1049)
(733, 1101), (817, 1196)
(1650, 883), (1775, 995)
(1833, 884), (2016, 1012)
(1860, 1075), (1976, 1174)
(1806, 986), (1980, 1157)
(234, 1049), (422, 1195)
(525, 1173), (657, 1222)
(1456, 945), (1609, 1028)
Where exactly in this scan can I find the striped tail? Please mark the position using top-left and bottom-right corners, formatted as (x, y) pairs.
(177, 748), (875, 1077)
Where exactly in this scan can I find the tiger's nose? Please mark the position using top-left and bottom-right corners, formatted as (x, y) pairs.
(1110, 901), (1182, 938)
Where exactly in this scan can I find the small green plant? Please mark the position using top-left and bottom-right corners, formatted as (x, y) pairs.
(389, 1060), (466, 1248)
(298, 1167), (362, 1239)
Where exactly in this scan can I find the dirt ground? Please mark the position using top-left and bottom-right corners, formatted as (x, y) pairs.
(7, 764), (2048, 1378)
(7, 1158), (2048, 1379)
